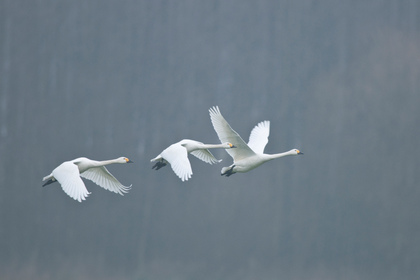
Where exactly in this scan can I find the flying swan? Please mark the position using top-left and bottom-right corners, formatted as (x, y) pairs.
(151, 139), (236, 181)
(42, 157), (133, 202)
(209, 106), (303, 176)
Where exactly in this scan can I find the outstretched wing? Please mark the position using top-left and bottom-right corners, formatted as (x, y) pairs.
(161, 143), (193, 181)
(247, 120), (270, 154)
(209, 106), (256, 161)
(81, 167), (131, 195)
(53, 161), (90, 202)
(190, 149), (222, 165)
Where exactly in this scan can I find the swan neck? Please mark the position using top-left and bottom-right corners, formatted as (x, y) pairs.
(202, 143), (226, 149)
(267, 151), (293, 160)
(92, 159), (119, 167)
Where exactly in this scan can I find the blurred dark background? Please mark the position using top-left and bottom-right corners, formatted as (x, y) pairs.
(1, 1), (419, 279)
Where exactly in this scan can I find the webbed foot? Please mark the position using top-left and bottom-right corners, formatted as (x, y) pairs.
(152, 161), (167, 170)
(221, 165), (236, 177)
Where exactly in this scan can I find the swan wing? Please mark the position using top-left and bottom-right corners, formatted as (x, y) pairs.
(161, 143), (193, 181)
(248, 120), (270, 154)
(52, 161), (90, 202)
(80, 167), (131, 195)
(190, 149), (222, 165)
(209, 106), (256, 161)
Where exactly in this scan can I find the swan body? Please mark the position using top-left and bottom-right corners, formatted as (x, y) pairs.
(209, 106), (303, 176)
(42, 157), (133, 202)
(151, 139), (235, 181)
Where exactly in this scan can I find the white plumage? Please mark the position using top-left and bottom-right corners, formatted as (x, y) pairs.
(151, 139), (235, 181)
(42, 157), (133, 202)
(209, 106), (303, 176)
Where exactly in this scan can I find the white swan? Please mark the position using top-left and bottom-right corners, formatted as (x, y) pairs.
(209, 106), (303, 176)
(42, 157), (133, 202)
(151, 139), (236, 181)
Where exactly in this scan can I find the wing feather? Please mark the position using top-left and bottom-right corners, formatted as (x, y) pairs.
(209, 106), (256, 161)
(190, 149), (222, 165)
(52, 162), (90, 202)
(161, 143), (193, 181)
(248, 120), (270, 154)
(81, 166), (131, 195)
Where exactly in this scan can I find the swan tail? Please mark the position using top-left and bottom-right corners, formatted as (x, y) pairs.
(150, 155), (161, 162)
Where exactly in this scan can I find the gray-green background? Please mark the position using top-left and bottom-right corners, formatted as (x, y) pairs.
(1, 1), (419, 279)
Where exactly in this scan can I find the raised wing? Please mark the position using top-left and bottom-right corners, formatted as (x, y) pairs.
(161, 143), (193, 181)
(248, 120), (270, 154)
(190, 149), (222, 165)
(53, 161), (90, 202)
(81, 166), (131, 195)
(209, 106), (256, 161)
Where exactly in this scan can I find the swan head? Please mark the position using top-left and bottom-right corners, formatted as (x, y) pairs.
(292, 149), (303, 155)
(120, 157), (133, 163)
(225, 142), (236, 148)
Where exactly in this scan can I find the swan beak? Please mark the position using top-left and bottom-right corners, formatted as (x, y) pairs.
(126, 158), (134, 163)
(229, 143), (237, 148)
(297, 150), (304, 155)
